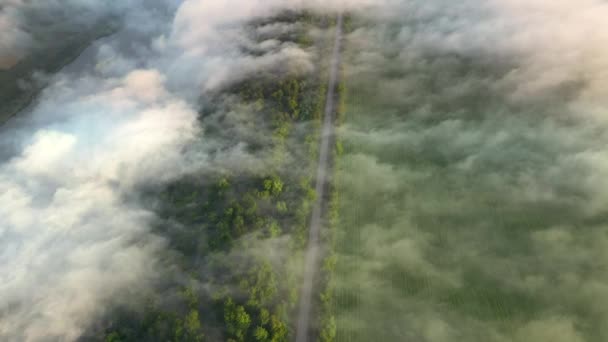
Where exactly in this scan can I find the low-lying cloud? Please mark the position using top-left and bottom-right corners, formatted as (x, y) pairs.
(0, 68), (199, 341)
(331, 0), (608, 341)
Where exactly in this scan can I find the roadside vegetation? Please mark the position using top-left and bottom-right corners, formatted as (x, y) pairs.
(316, 13), (351, 342)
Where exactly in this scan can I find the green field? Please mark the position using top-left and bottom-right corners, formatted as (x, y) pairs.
(325, 13), (608, 342)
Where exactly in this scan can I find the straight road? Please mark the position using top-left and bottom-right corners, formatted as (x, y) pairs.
(295, 12), (344, 342)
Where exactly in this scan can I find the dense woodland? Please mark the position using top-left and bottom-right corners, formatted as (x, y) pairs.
(84, 11), (338, 342)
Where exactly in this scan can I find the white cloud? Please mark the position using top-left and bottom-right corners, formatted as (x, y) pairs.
(0, 68), (199, 341)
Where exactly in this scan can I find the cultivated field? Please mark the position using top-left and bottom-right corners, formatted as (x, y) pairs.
(328, 12), (608, 342)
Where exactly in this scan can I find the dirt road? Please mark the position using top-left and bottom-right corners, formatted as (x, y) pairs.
(295, 12), (344, 342)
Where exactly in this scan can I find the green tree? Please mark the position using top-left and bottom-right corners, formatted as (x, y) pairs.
(263, 176), (284, 196)
(267, 219), (281, 238)
(217, 177), (230, 192)
(224, 298), (251, 341)
(269, 315), (288, 342)
(244, 262), (277, 308)
(276, 201), (287, 213)
(259, 308), (270, 325)
(184, 310), (204, 341)
(105, 332), (123, 342)
(320, 315), (336, 342)
(254, 326), (270, 341)
(181, 287), (198, 309)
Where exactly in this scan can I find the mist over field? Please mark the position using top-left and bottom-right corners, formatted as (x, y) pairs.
(1, 0), (607, 341)
(331, 1), (608, 341)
